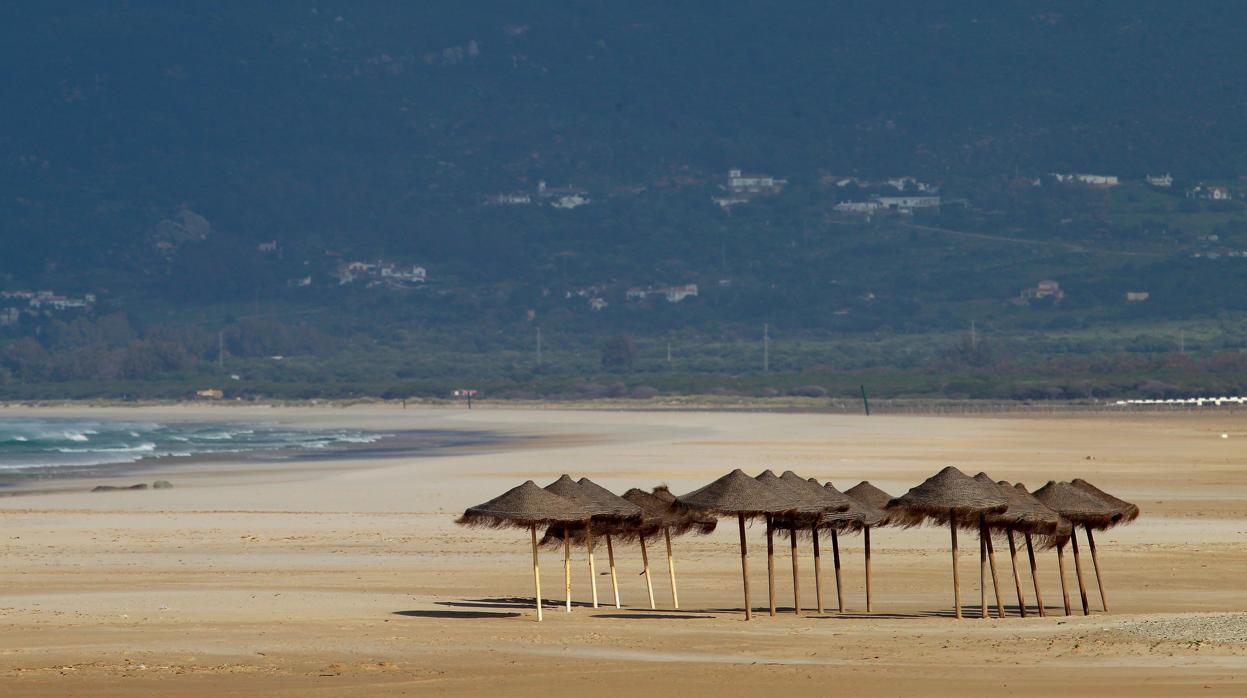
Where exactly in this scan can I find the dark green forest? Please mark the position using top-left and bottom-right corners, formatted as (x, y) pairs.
(3, 2), (1247, 400)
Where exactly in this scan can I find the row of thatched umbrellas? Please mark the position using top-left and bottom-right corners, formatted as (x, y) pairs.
(457, 467), (1137, 622)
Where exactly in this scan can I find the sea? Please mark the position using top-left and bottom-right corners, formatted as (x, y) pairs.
(0, 417), (391, 481)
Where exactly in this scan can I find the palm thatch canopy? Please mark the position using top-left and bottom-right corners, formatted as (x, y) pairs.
(844, 481), (894, 527)
(542, 474), (618, 517)
(980, 477), (1062, 534)
(456, 480), (593, 529)
(1032, 481), (1122, 530)
(845, 481), (893, 510)
(773, 473), (866, 538)
(885, 466), (1008, 527)
(1070, 478), (1140, 525)
(623, 488), (718, 537)
(540, 476), (642, 545)
(576, 478), (643, 520)
(755, 470), (834, 520)
(676, 468), (795, 517)
(780, 471), (852, 514)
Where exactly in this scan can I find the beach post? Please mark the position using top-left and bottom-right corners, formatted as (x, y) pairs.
(1070, 527), (1090, 616)
(766, 515), (776, 616)
(586, 528), (599, 608)
(531, 525), (543, 622)
(738, 513), (752, 620)
(1025, 532), (1045, 617)
(789, 522), (801, 615)
(1085, 525), (1108, 613)
(664, 527), (679, 609)
(1056, 541), (1072, 616)
(606, 534), (621, 609)
(950, 515), (962, 619)
(639, 533), (656, 610)
(979, 521), (988, 619)
(864, 525), (873, 613)
(811, 525), (824, 614)
(984, 522), (1005, 618)
(1006, 527), (1028, 618)
(831, 528), (844, 613)
(563, 529), (572, 612)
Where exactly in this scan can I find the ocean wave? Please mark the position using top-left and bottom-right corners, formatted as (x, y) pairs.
(56, 442), (157, 454)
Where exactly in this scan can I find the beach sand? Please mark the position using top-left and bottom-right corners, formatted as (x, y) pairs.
(1, 405), (1244, 696)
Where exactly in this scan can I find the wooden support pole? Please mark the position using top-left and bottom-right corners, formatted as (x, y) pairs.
(586, 527), (599, 609)
(864, 525), (873, 613)
(1085, 526), (1108, 613)
(979, 521), (988, 619)
(639, 533), (655, 610)
(812, 525), (824, 614)
(531, 525), (543, 622)
(951, 517), (962, 619)
(738, 514), (752, 620)
(1056, 541), (1072, 616)
(563, 529), (572, 613)
(766, 515), (776, 617)
(985, 525), (1005, 619)
(1070, 526), (1090, 616)
(1025, 532), (1045, 617)
(1006, 527), (1027, 618)
(606, 534), (620, 609)
(664, 527), (679, 610)
(831, 528), (844, 613)
(789, 523), (801, 615)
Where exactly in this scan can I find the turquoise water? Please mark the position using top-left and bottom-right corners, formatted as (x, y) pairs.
(0, 418), (387, 474)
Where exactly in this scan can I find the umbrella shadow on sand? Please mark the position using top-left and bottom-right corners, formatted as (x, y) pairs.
(394, 609), (521, 619)
(438, 597), (595, 610)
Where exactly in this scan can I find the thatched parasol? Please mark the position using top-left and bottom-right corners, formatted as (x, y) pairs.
(543, 474), (624, 610)
(844, 481), (893, 613)
(1069, 478), (1139, 614)
(1033, 481), (1119, 616)
(988, 481), (1061, 617)
(676, 469), (795, 620)
(773, 471), (852, 613)
(456, 480), (592, 621)
(576, 477), (642, 609)
(620, 487), (717, 610)
(886, 467), (1008, 619)
(647, 485), (717, 609)
(967, 474), (1012, 618)
(756, 470), (829, 616)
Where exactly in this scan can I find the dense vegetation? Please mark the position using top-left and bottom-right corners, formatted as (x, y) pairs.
(3, 3), (1247, 400)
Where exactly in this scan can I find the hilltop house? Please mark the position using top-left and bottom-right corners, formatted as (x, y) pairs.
(1125, 291), (1150, 302)
(339, 261), (426, 287)
(1018, 280), (1065, 303)
(626, 284), (699, 303)
(833, 201), (881, 214)
(485, 192), (532, 205)
(537, 181), (590, 209)
(874, 195), (941, 211)
(1146, 174), (1173, 187)
(715, 168), (786, 209)
(1188, 184), (1231, 201)
(1052, 173), (1119, 187)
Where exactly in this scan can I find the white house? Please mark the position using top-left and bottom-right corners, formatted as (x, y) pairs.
(1146, 174), (1173, 187)
(726, 168), (785, 194)
(1052, 173), (1119, 187)
(486, 193), (532, 205)
(833, 201), (881, 214)
(874, 196), (941, 211)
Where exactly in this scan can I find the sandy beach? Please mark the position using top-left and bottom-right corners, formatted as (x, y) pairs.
(0, 404), (1244, 696)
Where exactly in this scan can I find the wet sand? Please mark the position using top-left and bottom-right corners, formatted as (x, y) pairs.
(0, 405), (1244, 696)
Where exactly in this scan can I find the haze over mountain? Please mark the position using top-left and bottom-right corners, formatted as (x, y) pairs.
(3, 3), (1247, 400)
